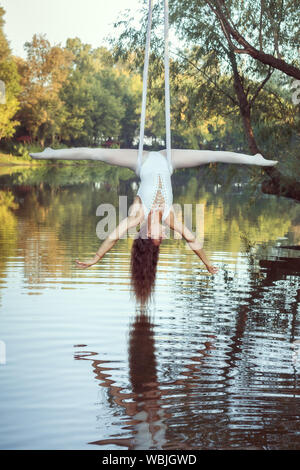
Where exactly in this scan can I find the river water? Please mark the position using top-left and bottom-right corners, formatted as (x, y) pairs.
(0, 163), (299, 450)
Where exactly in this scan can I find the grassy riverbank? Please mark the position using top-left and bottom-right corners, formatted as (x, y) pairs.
(0, 150), (93, 167)
(0, 150), (101, 178)
(0, 151), (44, 166)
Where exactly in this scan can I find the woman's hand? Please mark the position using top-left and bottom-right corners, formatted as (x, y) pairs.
(75, 254), (100, 268)
(205, 264), (219, 274)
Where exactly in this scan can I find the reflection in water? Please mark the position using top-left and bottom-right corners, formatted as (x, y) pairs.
(74, 312), (166, 450)
(74, 310), (215, 450)
(260, 257), (300, 281)
(72, 248), (300, 449)
(1, 165), (300, 450)
(292, 340), (300, 366)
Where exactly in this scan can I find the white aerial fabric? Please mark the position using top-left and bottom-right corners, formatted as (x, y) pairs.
(163, 0), (172, 173)
(136, 0), (173, 177)
(136, 0), (153, 177)
(136, 0), (173, 223)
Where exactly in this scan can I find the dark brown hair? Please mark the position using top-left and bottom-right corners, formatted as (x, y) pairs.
(130, 236), (160, 305)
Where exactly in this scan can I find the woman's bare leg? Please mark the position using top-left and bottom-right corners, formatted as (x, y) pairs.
(170, 149), (278, 169)
(30, 147), (147, 172)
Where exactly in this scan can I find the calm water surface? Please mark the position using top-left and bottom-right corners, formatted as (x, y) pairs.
(0, 164), (299, 450)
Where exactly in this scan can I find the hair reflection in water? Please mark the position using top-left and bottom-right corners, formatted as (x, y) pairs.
(74, 307), (215, 450)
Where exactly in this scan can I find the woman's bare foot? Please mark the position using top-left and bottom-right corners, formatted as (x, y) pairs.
(29, 147), (55, 159)
(206, 264), (218, 274)
(253, 153), (278, 166)
(75, 254), (100, 268)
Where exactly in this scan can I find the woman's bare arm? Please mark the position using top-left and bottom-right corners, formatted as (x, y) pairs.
(75, 205), (144, 268)
(164, 208), (218, 274)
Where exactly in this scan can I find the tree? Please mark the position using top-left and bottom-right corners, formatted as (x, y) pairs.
(109, 0), (300, 201)
(15, 34), (74, 147)
(0, 7), (21, 142)
(205, 0), (300, 80)
(60, 39), (141, 147)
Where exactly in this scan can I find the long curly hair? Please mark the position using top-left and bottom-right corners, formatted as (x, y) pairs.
(130, 236), (160, 304)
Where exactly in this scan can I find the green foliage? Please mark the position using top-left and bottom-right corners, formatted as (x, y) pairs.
(60, 38), (141, 147)
(14, 34), (74, 147)
(0, 7), (21, 140)
(11, 143), (32, 161)
(1, 0), (299, 187)
(0, 189), (19, 210)
(9, 34), (142, 149)
(108, 0), (300, 178)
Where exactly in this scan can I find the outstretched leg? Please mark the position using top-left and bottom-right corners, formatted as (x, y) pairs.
(30, 147), (146, 172)
(170, 149), (278, 170)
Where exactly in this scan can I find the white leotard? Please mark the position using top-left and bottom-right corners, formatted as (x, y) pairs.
(136, 151), (173, 222)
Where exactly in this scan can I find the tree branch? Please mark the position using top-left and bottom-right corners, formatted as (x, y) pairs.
(173, 49), (239, 107)
(250, 65), (274, 106)
(205, 0), (300, 79)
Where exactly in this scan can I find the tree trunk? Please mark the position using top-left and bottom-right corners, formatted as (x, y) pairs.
(261, 169), (300, 202)
(227, 42), (300, 202)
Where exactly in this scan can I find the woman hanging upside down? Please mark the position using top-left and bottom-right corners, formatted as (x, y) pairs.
(30, 147), (277, 304)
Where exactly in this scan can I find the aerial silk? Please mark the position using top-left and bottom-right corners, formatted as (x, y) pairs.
(137, 0), (172, 176)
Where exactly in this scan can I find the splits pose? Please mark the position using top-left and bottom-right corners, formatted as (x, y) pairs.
(30, 147), (277, 303)
(29, 1), (278, 303)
